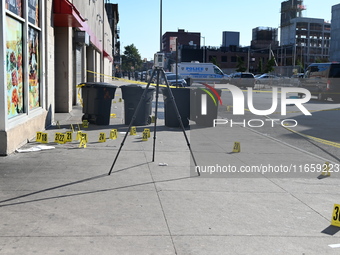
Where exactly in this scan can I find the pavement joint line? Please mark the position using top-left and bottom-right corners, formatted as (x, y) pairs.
(144, 151), (179, 255)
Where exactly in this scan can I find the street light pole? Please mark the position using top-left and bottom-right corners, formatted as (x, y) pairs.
(160, 0), (162, 52)
(201, 36), (205, 63)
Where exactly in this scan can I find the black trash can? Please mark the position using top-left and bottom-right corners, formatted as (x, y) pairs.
(190, 87), (222, 127)
(80, 82), (118, 125)
(120, 84), (155, 126)
(162, 87), (190, 128)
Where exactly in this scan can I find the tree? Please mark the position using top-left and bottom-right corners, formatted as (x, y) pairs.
(235, 56), (246, 72)
(121, 44), (142, 72)
(210, 57), (218, 66)
(257, 58), (263, 74)
(264, 58), (275, 73)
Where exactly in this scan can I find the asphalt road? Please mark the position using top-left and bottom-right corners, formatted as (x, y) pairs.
(218, 87), (340, 164)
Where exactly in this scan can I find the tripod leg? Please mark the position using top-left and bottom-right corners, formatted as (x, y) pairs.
(160, 69), (200, 176)
(152, 68), (161, 162)
(108, 69), (157, 175)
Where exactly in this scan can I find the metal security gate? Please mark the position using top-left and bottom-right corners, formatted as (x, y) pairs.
(74, 44), (83, 105)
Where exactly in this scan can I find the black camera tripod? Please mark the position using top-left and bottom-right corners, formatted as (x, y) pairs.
(108, 66), (199, 176)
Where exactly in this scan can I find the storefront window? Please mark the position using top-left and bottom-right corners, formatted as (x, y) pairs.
(28, 0), (39, 26)
(6, 16), (24, 118)
(5, 0), (23, 17)
(28, 27), (40, 109)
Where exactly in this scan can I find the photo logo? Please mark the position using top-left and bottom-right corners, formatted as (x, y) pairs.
(212, 85), (312, 128)
(200, 83), (223, 115)
(223, 85), (311, 116)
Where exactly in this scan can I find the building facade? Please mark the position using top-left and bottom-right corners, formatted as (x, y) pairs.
(330, 4), (340, 61)
(0, 0), (116, 155)
(251, 27), (279, 50)
(280, 0), (331, 68)
(162, 29), (201, 53)
(222, 31), (239, 48)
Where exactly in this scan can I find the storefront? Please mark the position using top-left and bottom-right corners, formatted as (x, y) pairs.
(0, 0), (114, 155)
(0, 0), (47, 155)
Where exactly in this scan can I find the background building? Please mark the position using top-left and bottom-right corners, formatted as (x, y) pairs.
(330, 3), (340, 61)
(162, 29), (201, 53)
(279, 0), (331, 68)
(222, 31), (240, 48)
(251, 27), (278, 50)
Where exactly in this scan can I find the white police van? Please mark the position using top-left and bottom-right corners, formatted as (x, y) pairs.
(171, 62), (229, 85)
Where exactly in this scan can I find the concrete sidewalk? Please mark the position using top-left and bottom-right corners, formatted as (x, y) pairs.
(1, 81), (340, 254)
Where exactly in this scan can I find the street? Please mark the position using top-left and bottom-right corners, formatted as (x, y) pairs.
(218, 86), (340, 164)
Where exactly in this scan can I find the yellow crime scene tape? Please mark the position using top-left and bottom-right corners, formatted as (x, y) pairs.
(76, 70), (178, 106)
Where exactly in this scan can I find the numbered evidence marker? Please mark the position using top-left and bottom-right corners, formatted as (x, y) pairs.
(331, 204), (340, 227)
(142, 130), (148, 141)
(76, 131), (82, 141)
(82, 120), (89, 128)
(110, 129), (118, 140)
(144, 128), (151, 138)
(41, 133), (48, 143)
(54, 132), (66, 144)
(232, 142), (241, 153)
(36, 132), (48, 143)
(130, 126), (137, 136)
(66, 131), (73, 142)
(79, 133), (88, 148)
(99, 132), (106, 143)
(36, 131), (43, 142)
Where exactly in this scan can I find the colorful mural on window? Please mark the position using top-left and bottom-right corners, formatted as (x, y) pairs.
(6, 16), (24, 118)
(28, 27), (40, 109)
(5, 0), (22, 17)
(28, 0), (39, 26)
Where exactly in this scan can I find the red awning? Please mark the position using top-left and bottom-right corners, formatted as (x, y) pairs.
(53, 0), (112, 60)
(103, 50), (113, 62)
(53, 0), (85, 27)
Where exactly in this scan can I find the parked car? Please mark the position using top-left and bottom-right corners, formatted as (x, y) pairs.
(229, 72), (255, 88)
(163, 72), (187, 87)
(290, 73), (304, 86)
(298, 62), (340, 101)
(255, 73), (281, 85)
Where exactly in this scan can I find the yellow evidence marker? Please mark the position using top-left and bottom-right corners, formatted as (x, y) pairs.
(82, 120), (89, 128)
(110, 129), (118, 139)
(331, 204), (340, 227)
(76, 131), (82, 141)
(99, 132), (106, 143)
(130, 126), (137, 136)
(233, 142), (241, 153)
(41, 133), (48, 143)
(36, 131), (43, 143)
(142, 131), (148, 141)
(54, 132), (61, 144)
(144, 128), (151, 138)
(66, 131), (73, 142)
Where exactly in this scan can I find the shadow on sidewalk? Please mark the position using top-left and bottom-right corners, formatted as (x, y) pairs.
(0, 164), (198, 208)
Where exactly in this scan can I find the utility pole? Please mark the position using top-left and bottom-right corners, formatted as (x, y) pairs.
(160, 0), (162, 52)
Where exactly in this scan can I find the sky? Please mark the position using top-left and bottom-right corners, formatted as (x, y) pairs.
(107, 0), (339, 60)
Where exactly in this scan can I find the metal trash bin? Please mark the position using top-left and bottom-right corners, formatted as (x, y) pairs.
(120, 84), (155, 126)
(80, 82), (117, 125)
(162, 87), (190, 128)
